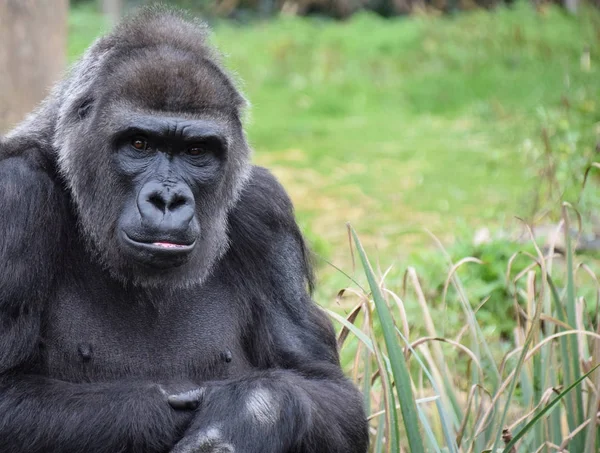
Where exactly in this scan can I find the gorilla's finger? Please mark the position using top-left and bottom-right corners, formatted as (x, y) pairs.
(170, 427), (234, 453)
(168, 388), (205, 410)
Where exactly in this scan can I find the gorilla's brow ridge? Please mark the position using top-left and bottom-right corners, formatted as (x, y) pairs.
(113, 115), (229, 144)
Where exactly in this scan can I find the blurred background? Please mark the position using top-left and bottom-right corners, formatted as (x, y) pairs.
(3, 1), (600, 450)
(1, 0), (600, 338)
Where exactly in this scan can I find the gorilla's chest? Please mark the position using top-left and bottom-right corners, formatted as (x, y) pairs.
(41, 277), (252, 383)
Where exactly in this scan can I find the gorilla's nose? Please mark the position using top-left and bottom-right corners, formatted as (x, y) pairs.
(138, 181), (195, 229)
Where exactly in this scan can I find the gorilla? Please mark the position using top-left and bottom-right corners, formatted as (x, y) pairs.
(0, 8), (368, 453)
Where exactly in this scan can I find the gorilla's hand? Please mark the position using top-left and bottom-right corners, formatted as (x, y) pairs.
(169, 425), (234, 453)
(167, 376), (308, 453)
(167, 388), (206, 411)
(155, 383), (205, 436)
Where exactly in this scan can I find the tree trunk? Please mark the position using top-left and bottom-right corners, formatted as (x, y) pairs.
(0, 0), (68, 133)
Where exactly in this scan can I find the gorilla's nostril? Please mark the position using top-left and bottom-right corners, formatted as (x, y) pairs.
(169, 196), (187, 211)
(148, 194), (166, 213)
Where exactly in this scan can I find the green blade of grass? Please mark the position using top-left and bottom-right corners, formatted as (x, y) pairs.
(533, 344), (544, 447)
(384, 369), (401, 453)
(366, 289), (400, 453)
(502, 364), (600, 453)
(546, 275), (577, 444)
(406, 268), (462, 431)
(490, 329), (535, 452)
(351, 226), (425, 453)
(417, 404), (442, 453)
(371, 324), (400, 453)
(327, 309), (375, 353)
(561, 205), (586, 452)
(490, 289), (542, 451)
(395, 328), (458, 453)
(547, 276), (579, 438)
(362, 338), (372, 418)
(374, 409), (386, 453)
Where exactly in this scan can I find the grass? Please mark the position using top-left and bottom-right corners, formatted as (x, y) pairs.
(216, 4), (600, 250)
(342, 219), (600, 452)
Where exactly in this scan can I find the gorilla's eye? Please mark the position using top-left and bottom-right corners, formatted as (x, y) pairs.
(131, 137), (148, 151)
(186, 146), (204, 156)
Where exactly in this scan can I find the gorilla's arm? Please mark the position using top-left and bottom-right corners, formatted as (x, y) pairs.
(0, 156), (191, 453)
(170, 167), (369, 453)
(170, 316), (369, 453)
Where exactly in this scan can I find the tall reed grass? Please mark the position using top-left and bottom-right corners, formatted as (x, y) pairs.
(333, 210), (600, 452)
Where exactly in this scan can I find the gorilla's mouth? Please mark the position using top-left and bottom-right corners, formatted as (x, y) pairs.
(121, 232), (196, 259)
(153, 241), (193, 250)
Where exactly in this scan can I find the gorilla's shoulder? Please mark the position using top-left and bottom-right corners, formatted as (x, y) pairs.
(232, 166), (295, 226)
(0, 151), (67, 279)
(0, 142), (60, 184)
(226, 166), (313, 288)
(0, 151), (60, 200)
(0, 146), (67, 242)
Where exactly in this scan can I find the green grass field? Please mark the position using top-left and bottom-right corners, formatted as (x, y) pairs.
(69, 3), (600, 305)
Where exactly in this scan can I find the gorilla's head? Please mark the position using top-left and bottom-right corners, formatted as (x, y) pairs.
(53, 9), (251, 287)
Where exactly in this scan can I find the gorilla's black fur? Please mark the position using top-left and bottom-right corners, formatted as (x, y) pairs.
(0, 7), (368, 453)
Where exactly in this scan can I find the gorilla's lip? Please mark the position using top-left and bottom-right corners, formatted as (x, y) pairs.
(122, 232), (196, 255)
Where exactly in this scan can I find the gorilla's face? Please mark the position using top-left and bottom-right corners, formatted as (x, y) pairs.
(57, 40), (250, 287)
(114, 114), (227, 270)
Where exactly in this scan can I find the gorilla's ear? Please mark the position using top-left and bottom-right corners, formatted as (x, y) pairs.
(77, 98), (94, 120)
